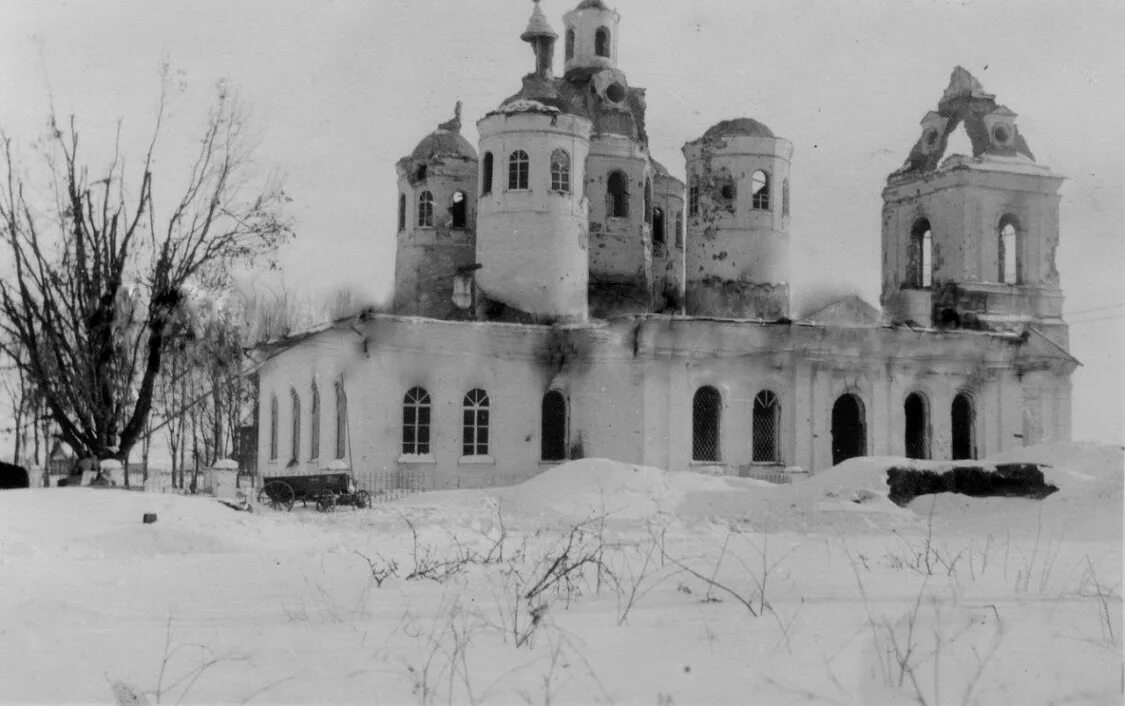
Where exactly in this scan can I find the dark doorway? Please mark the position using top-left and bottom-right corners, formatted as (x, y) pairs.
(951, 393), (976, 460)
(692, 386), (721, 462)
(831, 393), (866, 465)
(904, 392), (929, 459)
(541, 390), (567, 461)
(0, 461), (29, 489)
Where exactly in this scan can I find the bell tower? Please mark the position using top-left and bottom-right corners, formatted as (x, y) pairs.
(881, 67), (1067, 349)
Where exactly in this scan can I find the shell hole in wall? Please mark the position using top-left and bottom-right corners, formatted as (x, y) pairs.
(605, 82), (626, 103)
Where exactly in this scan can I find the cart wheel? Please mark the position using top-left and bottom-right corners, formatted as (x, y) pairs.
(258, 480), (295, 511)
(316, 492), (338, 513)
(354, 490), (370, 509)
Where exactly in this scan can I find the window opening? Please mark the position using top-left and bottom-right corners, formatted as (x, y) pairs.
(688, 177), (699, 217)
(831, 393), (866, 465)
(644, 178), (653, 224)
(310, 383), (320, 460)
(692, 386), (721, 462)
(752, 390), (780, 463)
(907, 218), (933, 288)
(335, 382), (347, 460)
(675, 211), (683, 248)
(290, 388), (301, 461)
(509, 150), (529, 190)
(451, 191), (467, 229)
(565, 29), (574, 60)
(397, 193), (406, 231)
(904, 392), (929, 460)
(782, 179), (790, 216)
(550, 149), (571, 193)
(269, 395), (279, 460)
(417, 191), (434, 227)
(652, 207), (665, 251)
(595, 27), (610, 57)
(402, 386), (431, 455)
(415, 164), (427, 182)
(951, 393), (976, 460)
(607, 170), (629, 218)
(541, 390), (567, 461)
(751, 170), (770, 210)
(999, 216), (1020, 284)
(481, 152), (493, 196)
(462, 389), (490, 457)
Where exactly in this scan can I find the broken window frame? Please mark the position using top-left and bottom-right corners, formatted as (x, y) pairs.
(550, 149), (571, 193)
(417, 190), (435, 227)
(606, 170), (630, 218)
(461, 389), (490, 457)
(508, 150), (530, 190)
(402, 386), (432, 456)
(751, 390), (781, 463)
(595, 26), (611, 58)
(692, 386), (721, 463)
(652, 206), (666, 252)
(751, 170), (771, 211)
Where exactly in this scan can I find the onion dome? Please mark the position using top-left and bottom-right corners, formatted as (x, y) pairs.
(702, 117), (775, 140)
(410, 102), (477, 161)
(521, 0), (557, 41)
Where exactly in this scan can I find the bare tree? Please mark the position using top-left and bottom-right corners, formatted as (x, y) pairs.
(0, 75), (292, 465)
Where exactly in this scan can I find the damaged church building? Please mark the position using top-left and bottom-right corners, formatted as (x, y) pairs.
(255, 0), (1076, 488)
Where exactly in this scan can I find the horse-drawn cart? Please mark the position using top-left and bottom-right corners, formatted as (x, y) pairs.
(256, 472), (370, 512)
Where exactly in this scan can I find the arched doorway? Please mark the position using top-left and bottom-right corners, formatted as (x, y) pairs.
(831, 393), (866, 465)
(951, 393), (975, 460)
(904, 392), (930, 459)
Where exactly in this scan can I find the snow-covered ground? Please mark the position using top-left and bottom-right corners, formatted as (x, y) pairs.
(1, 442), (1120, 705)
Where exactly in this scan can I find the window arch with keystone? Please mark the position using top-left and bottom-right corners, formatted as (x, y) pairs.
(750, 170), (770, 211)
(508, 150), (530, 190)
(906, 218), (933, 289)
(998, 214), (1021, 284)
(595, 27), (611, 58)
(550, 149), (571, 193)
(607, 170), (629, 218)
(402, 386), (432, 456)
(752, 390), (781, 463)
(417, 190), (434, 227)
(692, 386), (721, 462)
(462, 389), (490, 457)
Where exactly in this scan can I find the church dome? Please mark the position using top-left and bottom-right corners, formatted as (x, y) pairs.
(702, 117), (775, 139)
(409, 104), (477, 161)
(575, 0), (610, 9)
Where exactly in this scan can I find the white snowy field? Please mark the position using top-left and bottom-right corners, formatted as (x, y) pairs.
(0, 443), (1120, 705)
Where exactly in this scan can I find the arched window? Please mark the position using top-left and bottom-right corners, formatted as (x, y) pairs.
(999, 215), (1020, 284)
(462, 389), (490, 457)
(481, 152), (494, 196)
(831, 393), (866, 465)
(644, 178), (653, 224)
(402, 387), (431, 455)
(595, 27), (610, 57)
(652, 207), (666, 251)
(550, 149), (571, 193)
(335, 382), (347, 460)
(290, 388), (301, 461)
(310, 382), (320, 460)
(397, 193), (406, 232)
(751, 170), (770, 210)
(508, 150), (529, 190)
(675, 210), (683, 248)
(451, 191), (467, 229)
(607, 170), (629, 218)
(269, 394), (279, 460)
(752, 390), (780, 463)
(688, 177), (699, 217)
(541, 390), (567, 461)
(565, 28), (575, 60)
(417, 190), (434, 227)
(907, 218), (933, 288)
(692, 386), (721, 462)
(904, 392), (930, 460)
(782, 178), (790, 216)
(951, 393), (976, 460)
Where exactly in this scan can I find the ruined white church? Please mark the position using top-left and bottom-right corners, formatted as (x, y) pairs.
(256, 0), (1076, 487)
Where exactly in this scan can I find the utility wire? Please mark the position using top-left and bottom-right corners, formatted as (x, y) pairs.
(1064, 302), (1125, 317)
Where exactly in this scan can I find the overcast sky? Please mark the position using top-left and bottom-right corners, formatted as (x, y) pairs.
(1, 0), (1122, 444)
